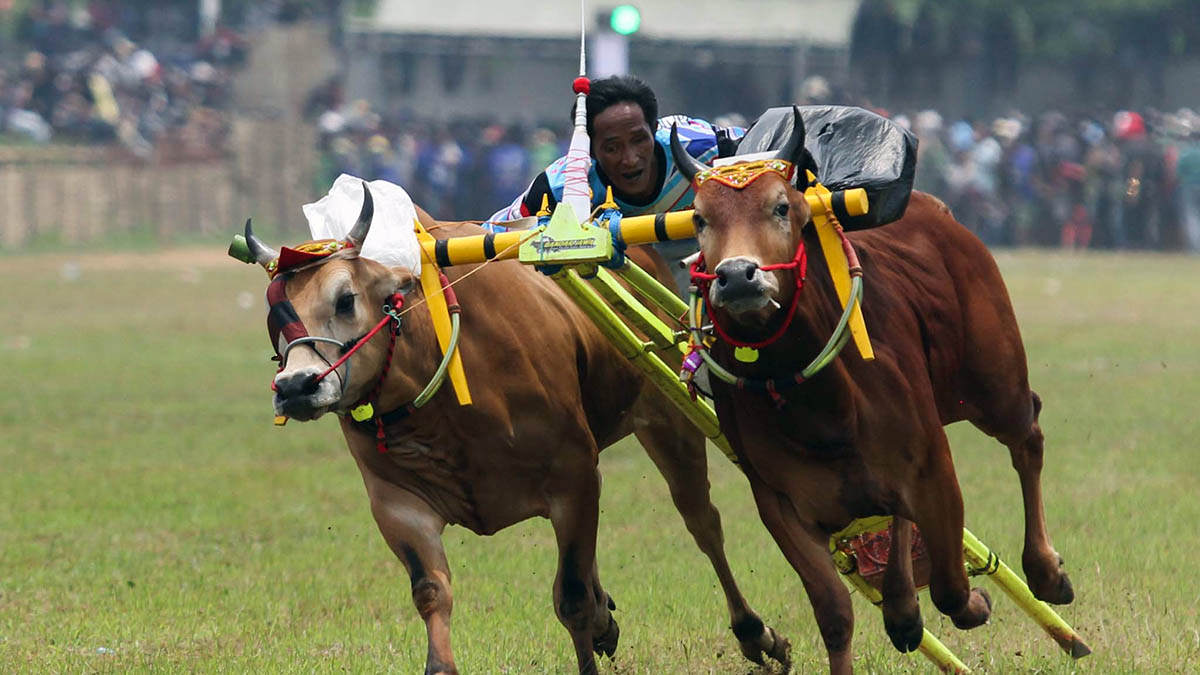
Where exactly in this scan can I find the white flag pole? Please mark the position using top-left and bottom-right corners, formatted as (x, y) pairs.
(560, 0), (593, 224)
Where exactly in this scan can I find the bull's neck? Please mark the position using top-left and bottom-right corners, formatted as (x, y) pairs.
(372, 289), (445, 413)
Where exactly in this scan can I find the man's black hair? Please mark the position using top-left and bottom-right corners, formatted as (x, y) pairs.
(572, 75), (658, 137)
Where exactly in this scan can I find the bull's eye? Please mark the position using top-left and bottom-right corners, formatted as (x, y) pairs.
(693, 213), (707, 231)
(335, 293), (356, 316)
(774, 202), (790, 219)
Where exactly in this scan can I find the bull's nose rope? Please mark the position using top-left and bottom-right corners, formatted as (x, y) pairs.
(312, 293), (404, 386)
(345, 228), (535, 453)
(684, 224), (862, 408)
(271, 226), (535, 430)
(342, 275), (464, 453)
(688, 238), (808, 350)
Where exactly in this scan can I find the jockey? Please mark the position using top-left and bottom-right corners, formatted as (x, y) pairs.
(486, 75), (744, 293)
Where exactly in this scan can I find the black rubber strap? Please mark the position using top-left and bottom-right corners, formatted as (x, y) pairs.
(654, 213), (669, 242)
(435, 240), (451, 268)
(482, 233), (497, 260)
(831, 190), (852, 225)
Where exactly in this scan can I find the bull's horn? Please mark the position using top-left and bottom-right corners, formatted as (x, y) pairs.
(772, 106), (807, 166)
(670, 123), (709, 183)
(244, 218), (278, 266)
(345, 181), (375, 249)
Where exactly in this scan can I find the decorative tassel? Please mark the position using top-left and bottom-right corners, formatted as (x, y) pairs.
(766, 380), (787, 409)
(679, 348), (702, 380)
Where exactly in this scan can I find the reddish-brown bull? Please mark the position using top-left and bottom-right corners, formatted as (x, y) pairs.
(671, 112), (1075, 674)
(240, 191), (790, 675)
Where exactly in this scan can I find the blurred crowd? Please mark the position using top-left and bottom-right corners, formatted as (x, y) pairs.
(904, 107), (1200, 252)
(0, 1), (245, 159)
(312, 97), (1200, 252)
(310, 93), (571, 223)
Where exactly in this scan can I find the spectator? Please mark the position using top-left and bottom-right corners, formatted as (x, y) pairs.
(484, 125), (531, 215)
(299, 78), (1196, 253)
(1, 5), (243, 157)
(1172, 114), (1200, 251)
(1114, 110), (1165, 249)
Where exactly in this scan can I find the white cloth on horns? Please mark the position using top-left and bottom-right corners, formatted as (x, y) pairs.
(301, 174), (421, 273)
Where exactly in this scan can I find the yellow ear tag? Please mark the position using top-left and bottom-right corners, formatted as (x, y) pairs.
(734, 347), (759, 363)
(350, 403), (375, 422)
(273, 415), (289, 426)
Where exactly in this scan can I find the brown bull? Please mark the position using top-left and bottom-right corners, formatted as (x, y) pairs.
(671, 113), (1075, 674)
(239, 190), (790, 675)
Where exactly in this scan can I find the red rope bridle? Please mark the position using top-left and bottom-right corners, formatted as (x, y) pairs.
(689, 238), (808, 350)
(313, 292), (404, 386)
(270, 291), (404, 392)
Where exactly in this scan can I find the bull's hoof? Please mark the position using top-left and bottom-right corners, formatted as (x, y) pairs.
(592, 613), (620, 658)
(1026, 553), (1075, 605)
(424, 662), (459, 675)
(738, 625), (792, 672)
(884, 610), (924, 653)
(951, 587), (992, 630)
(1042, 570), (1076, 606)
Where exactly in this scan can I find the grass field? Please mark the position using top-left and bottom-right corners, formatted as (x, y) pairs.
(1, 247), (1198, 673)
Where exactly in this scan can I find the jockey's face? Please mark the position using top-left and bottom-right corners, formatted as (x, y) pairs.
(593, 102), (658, 202)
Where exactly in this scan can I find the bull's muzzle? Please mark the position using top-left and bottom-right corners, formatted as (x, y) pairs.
(711, 257), (777, 314)
(273, 365), (341, 420)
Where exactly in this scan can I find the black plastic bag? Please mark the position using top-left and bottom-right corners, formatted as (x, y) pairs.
(737, 105), (918, 230)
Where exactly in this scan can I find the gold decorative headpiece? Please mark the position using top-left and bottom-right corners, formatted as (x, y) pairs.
(694, 159), (795, 190)
(266, 239), (355, 279)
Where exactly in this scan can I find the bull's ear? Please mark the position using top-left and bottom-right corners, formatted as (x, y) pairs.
(393, 268), (418, 295)
(373, 266), (417, 302)
(788, 185), (813, 229)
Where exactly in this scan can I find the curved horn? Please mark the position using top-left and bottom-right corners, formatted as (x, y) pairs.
(670, 123), (709, 183)
(244, 218), (278, 266)
(345, 181), (375, 249)
(772, 106), (807, 166)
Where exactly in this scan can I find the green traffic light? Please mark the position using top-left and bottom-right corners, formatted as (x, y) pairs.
(609, 5), (641, 35)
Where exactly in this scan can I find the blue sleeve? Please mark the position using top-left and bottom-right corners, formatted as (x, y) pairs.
(487, 155), (569, 223)
(658, 115), (745, 159)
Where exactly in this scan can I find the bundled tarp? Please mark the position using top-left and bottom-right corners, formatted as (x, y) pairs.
(736, 105), (918, 230)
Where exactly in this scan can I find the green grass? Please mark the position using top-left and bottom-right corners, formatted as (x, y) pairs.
(1, 248), (1197, 673)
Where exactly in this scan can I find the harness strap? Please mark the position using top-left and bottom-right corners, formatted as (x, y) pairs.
(266, 275), (307, 355)
(366, 327), (400, 453)
(347, 281), (465, 452)
(684, 223), (865, 401)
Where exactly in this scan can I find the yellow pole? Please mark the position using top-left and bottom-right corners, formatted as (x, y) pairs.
(830, 548), (971, 673)
(550, 268), (739, 465)
(417, 229), (527, 267)
(414, 188), (867, 267)
(961, 529), (1092, 659)
(615, 188), (869, 248)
